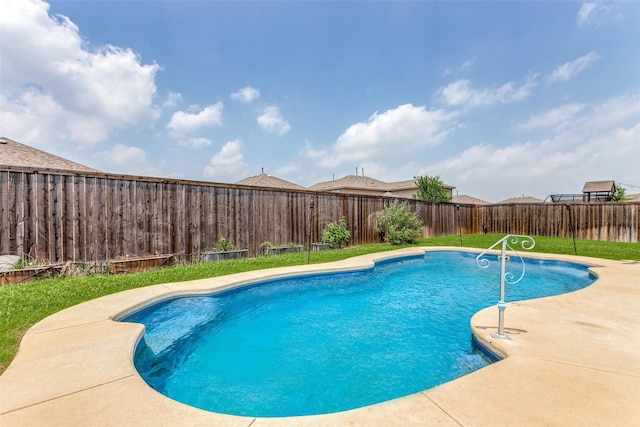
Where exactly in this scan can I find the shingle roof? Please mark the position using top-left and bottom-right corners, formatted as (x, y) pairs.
(452, 194), (490, 205)
(582, 180), (615, 193)
(309, 175), (455, 197)
(235, 173), (306, 190)
(387, 179), (455, 191)
(495, 196), (545, 204)
(0, 136), (99, 173)
(384, 179), (418, 191)
(309, 175), (389, 192)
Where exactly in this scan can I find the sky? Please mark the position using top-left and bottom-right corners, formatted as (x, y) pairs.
(1, 0), (639, 202)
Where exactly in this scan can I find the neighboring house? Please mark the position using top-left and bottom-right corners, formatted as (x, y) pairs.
(235, 171), (306, 191)
(452, 194), (490, 205)
(495, 196), (545, 204)
(309, 175), (388, 195)
(386, 179), (451, 199)
(582, 180), (616, 202)
(309, 175), (455, 199)
(0, 136), (99, 173)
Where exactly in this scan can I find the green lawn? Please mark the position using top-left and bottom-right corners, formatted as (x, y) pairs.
(1, 234), (638, 372)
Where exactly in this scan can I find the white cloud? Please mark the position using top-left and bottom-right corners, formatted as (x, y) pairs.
(275, 163), (301, 175)
(518, 103), (587, 131)
(459, 57), (476, 71)
(442, 57), (476, 76)
(317, 104), (458, 168)
(165, 103), (223, 148)
(230, 85), (260, 103)
(1, 89), (110, 146)
(301, 140), (327, 160)
(97, 143), (160, 177)
(548, 51), (601, 83)
(577, 2), (609, 27)
(422, 140), (587, 201)
(176, 137), (213, 149)
(203, 139), (248, 182)
(437, 77), (537, 108)
(423, 91), (640, 201)
(166, 103), (223, 134)
(585, 91), (640, 131)
(257, 105), (291, 135)
(162, 91), (183, 109)
(0, 0), (160, 148)
(577, 3), (597, 26)
(357, 162), (389, 180)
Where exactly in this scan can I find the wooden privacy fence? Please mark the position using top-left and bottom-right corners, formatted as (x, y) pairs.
(1, 169), (639, 264)
(478, 202), (639, 242)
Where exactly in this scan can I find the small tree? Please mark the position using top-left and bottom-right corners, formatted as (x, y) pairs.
(321, 217), (351, 248)
(376, 201), (423, 245)
(612, 185), (628, 202)
(414, 175), (451, 202)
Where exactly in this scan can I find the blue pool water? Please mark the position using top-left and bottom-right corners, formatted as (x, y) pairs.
(123, 251), (594, 417)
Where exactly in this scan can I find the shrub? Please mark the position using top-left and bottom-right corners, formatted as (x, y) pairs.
(321, 217), (351, 248)
(260, 241), (273, 249)
(216, 237), (235, 252)
(612, 185), (629, 202)
(376, 201), (423, 245)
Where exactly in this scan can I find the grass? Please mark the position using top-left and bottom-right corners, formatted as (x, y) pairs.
(419, 234), (640, 260)
(1, 234), (638, 372)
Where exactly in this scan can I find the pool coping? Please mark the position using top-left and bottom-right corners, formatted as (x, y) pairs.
(1, 247), (639, 426)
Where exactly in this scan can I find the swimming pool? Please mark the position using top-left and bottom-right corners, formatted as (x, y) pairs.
(123, 251), (594, 417)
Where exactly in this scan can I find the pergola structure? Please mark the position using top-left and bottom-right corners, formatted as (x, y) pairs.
(582, 180), (616, 202)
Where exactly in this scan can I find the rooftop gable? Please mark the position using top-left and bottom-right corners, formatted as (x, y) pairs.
(309, 175), (389, 192)
(309, 175), (455, 198)
(235, 173), (306, 190)
(495, 196), (545, 204)
(582, 180), (616, 193)
(0, 137), (99, 173)
(452, 194), (490, 205)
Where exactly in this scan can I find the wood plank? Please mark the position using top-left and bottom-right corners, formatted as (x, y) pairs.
(0, 171), (10, 254)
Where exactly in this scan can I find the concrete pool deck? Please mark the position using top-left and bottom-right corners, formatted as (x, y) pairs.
(1, 247), (639, 426)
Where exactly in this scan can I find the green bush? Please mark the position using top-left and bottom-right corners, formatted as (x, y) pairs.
(216, 237), (235, 252)
(260, 240), (273, 249)
(376, 201), (423, 245)
(321, 217), (351, 248)
(612, 185), (629, 202)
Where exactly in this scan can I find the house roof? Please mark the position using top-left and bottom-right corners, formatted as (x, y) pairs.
(452, 194), (490, 205)
(235, 173), (306, 190)
(582, 180), (615, 193)
(384, 179), (418, 192)
(385, 179), (454, 192)
(309, 175), (454, 195)
(495, 196), (545, 204)
(309, 175), (389, 192)
(0, 136), (99, 173)
(626, 193), (640, 201)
